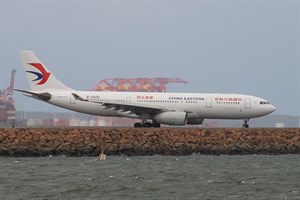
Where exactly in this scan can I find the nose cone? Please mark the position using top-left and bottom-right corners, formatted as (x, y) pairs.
(268, 104), (276, 114)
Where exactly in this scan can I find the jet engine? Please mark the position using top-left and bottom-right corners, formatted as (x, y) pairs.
(154, 111), (187, 125)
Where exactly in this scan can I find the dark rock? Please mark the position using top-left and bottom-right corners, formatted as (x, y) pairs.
(0, 128), (299, 156)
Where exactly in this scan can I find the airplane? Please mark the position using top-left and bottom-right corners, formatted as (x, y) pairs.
(16, 51), (276, 128)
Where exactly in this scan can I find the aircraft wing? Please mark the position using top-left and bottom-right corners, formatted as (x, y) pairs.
(72, 93), (171, 115)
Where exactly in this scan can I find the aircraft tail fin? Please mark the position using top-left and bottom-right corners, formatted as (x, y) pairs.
(20, 51), (73, 91)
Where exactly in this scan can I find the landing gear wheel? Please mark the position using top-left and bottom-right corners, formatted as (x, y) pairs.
(134, 120), (161, 128)
(134, 122), (142, 128)
(153, 122), (161, 128)
(143, 122), (153, 127)
(242, 124), (249, 128)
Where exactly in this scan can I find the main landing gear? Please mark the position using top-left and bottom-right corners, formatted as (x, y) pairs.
(134, 120), (161, 128)
(242, 119), (249, 128)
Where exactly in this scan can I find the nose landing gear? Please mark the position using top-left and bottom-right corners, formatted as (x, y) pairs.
(242, 119), (249, 128)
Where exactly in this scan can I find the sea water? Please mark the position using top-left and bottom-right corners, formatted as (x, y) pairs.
(0, 155), (299, 200)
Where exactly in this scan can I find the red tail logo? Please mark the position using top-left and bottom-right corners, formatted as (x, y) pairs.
(26, 63), (51, 85)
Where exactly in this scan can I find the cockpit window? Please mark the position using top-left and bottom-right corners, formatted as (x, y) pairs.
(260, 101), (270, 105)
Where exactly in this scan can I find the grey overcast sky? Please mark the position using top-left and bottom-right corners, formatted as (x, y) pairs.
(0, 0), (299, 115)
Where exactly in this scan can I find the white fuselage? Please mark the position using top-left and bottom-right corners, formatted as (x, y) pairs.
(28, 90), (276, 121)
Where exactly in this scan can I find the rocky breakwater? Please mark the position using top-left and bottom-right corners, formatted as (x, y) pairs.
(0, 128), (299, 156)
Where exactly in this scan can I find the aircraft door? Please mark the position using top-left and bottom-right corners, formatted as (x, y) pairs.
(205, 97), (212, 108)
(126, 97), (131, 103)
(244, 98), (251, 109)
(70, 94), (76, 104)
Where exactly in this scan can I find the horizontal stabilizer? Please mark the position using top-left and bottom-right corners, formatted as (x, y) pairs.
(14, 89), (52, 101)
